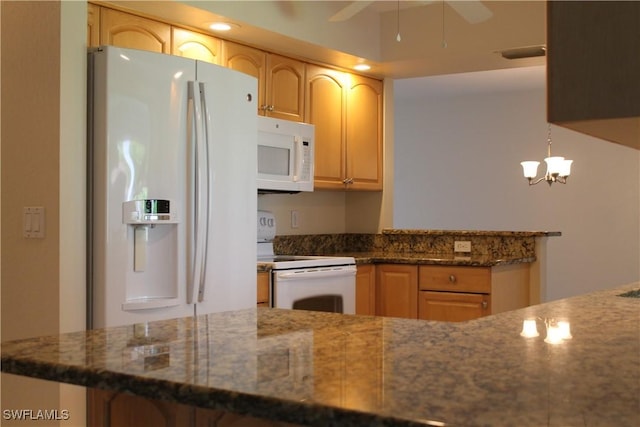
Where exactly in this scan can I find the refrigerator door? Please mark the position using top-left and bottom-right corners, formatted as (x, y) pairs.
(193, 61), (258, 314)
(90, 47), (196, 328)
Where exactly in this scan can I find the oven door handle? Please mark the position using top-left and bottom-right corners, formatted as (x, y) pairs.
(276, 268), (356, 280)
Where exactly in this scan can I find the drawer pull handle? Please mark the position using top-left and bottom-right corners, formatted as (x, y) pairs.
(449, 275), (457, 283)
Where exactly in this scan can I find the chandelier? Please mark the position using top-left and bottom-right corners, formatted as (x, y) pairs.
(520, 125), (573, 186)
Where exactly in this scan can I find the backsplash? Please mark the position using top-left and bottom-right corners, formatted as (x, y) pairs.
(274, 229), (559, 258)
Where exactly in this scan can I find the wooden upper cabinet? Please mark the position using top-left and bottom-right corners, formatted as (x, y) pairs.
(224, 44), (305, 121)
(346, 75), (383, 190)
(223, 41), (267, 115)
(100, 8), (170, 53)
(87, 3), (100, 47)
(306, 65), (347, 189)
(308, 67), (383, 191)
(265, 54), (306, 122)
(171, 28), (222, 64)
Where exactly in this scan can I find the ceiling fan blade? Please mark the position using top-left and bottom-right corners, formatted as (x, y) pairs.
(447, 1), (493, 24)
(329, 1), (375, 22)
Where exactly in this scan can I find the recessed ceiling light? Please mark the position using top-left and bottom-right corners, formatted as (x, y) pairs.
(209, 22), (237, 31)
(353, 64), (371, 71)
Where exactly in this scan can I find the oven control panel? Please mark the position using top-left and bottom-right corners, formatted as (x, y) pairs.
(257, 210), (276, 242)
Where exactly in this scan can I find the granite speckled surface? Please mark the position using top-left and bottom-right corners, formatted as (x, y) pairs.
(2, 282), (638, 426)
(342, 252), (534, 266)
(273, 230), (558, 263)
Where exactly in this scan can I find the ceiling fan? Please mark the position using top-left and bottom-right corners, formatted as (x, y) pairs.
(329, 0), (493, 24)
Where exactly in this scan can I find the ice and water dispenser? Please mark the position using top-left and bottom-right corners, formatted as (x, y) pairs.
(121, 199), (181, 310)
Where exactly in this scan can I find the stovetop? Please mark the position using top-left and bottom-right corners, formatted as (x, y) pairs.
(257, 242), (355, 270)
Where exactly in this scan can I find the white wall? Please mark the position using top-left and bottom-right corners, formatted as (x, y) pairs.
(394, 70), (640, 301)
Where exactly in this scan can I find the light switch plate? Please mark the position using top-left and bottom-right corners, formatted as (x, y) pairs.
(23, 207), (45, 238)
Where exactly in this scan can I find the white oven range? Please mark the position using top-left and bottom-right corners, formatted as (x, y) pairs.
(257, 211), (356, 314)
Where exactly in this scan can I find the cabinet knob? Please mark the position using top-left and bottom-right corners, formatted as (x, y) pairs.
(448, 275), (457, 283)
(342, 178), (354, 184)
(260, 105), (275, 112)
(482, 301), (488, 309)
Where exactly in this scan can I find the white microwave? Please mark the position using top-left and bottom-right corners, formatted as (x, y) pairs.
(257, 116), (314, 193)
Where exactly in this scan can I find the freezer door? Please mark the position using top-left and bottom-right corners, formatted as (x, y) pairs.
(193, 61), (258, 314)
(90, 46), (196, 328)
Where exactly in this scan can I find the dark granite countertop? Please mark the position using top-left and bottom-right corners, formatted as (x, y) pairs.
(2, 283), (639, 426)
(258, 254), (535, 271)
(339, 252), (535, 267)
(381, 229), (561, 237)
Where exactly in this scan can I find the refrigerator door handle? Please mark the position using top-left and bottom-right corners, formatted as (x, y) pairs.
(187, 81), (208, 304)
(196, 82), (211, 303)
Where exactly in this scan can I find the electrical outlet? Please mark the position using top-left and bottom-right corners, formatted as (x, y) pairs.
(290, 210), (299, 228)
(454, 241), (471, 252)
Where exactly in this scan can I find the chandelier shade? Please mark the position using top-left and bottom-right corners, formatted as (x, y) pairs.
(521, 125), (573, 186)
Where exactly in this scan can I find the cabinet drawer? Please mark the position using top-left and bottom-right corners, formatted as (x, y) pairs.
(418, 291), (490, 322)
(419, 265), (490, 293)
(257, 272), (270, 305)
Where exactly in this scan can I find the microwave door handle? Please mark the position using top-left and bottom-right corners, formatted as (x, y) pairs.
(293, 135), (301, 182)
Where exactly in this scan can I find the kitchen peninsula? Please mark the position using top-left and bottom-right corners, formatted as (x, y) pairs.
(2, 283), (638, 426)
(271, 229), (556, 319)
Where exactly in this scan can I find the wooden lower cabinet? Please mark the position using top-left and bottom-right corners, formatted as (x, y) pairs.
(368, 263), (529, 322)
(418, 291), (488, 322)
(375, 264), (418, 319)
(88, 389), (192, 427)
(257, 271), (270, 307)
(418, 264), (530, 322)
(355, 264), (375, 315)
(88, 389), (299, 427)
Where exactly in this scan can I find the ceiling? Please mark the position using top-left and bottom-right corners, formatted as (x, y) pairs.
(396, 65), (546, 100)
(347, 0), (547, 78)
(109, 1), (547, 80)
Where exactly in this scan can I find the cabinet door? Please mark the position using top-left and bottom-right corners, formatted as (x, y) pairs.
(355, 264), (376, 315)
(88, 389), (193, 427)
(346, 75), (383, 190)
(257, 271), (270, 307)
(100, 8), (170, 53)
(375, 264), (417, 319)
(195, 407), (297, 426)
(172, 28), (222, 64)
(88, 3), (100, 47)
(306, 65), (347, 190)
(418, 291), (490, 322)
(266, 54), (306, 122)
(224, 41), (266, 115)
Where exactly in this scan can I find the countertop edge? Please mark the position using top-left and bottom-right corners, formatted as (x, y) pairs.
(381, 229), (561, 237)
(352, 255), (536, 267)
(258, 256), (535, 270)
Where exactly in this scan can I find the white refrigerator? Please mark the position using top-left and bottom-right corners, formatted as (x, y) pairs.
(88, 46), (257, 328)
